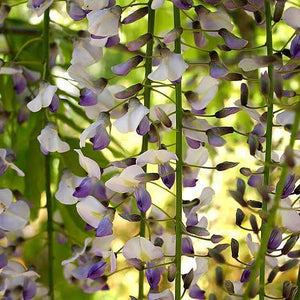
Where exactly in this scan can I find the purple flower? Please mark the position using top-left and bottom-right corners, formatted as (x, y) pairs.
(145, 264), (164, 290)
(209, 51), (228, 78)
(112, 55), (143, 76)
(105, 35), (120, 48)
(171, 0), (194, 10)
(23, 278), (37, 300)
(67, 2), (87, 21)
(136, 116), (150, 136)
(73, 177), (96, 198)
(94, 181), (108, 201)
(48, 94), (60, 113)
(0, 252), (7, 268)
(122, 7), (148, 24)
(182, 236), (194, 254)
(90, 124), (111, 150)
(158, 163), (175, 189)
(127, 33), (152, 51)
(290, 34), (300, 59)
(79, 89), (97, 106)
(218, 28), (248, 50)
(281, 174), (296, 199)
(268, 229), (282, 250)
(134, 185), (152, 213)
(87, 261), (107, 279)
(189, 284), (206, 299)
(96, 216), (113, 237)
(13, 73), (27, 94)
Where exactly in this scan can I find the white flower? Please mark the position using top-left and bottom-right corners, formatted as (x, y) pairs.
(38, 123), (70, 153)
(190, 257), (208, 286)
(27, 81), (57, 112)
(71, 37), (103, 66)
(113, 98), (149, 133)
(84, 85), (125, 120)
(62, 237), (92, 265)
(55, 169), (84, 205)
(148, 49), (188, 82)
(183, 117), (211, 143)
(83, 0), (110, 10)
(136, 149), (178, 166)
(191, 76), (219, 110)
(0, 189), (30, 231)
(123, 237), (164, 262)
(282, 7), (300, 30)
(76, 196), (107, 228)
(87, 6), (121, 37)
(27, 0), (54, 17)
(105, 165), (144, 193)
(276, 110), (297, 126)
(279, 198), (300, 232)
(149, 289), (174, 300)
(0, 149), (24, 176)
(199, 9), (233, 36)
(74, 149), (101, 179)
(0, 67), (22, 75)
(90, 236), (115, 257)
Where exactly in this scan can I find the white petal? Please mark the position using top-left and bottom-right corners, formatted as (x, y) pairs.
(83, 0), (110, 10)
(76, 196), (107, 228)
(136, 149), (178, 166)
(198, 187), (215, 208)
(238, 58), (261, 72)
(0, 189), (13, 214)
(151, 0), (165, 9)
(166, 53), (188, 82)
(27, 0), (54, 17)
(91, 236), (115, 256)
(280, 198), (300, 232)
(55, 170), (83, 205)
(149, 289), (174, 300)
(80, 120), (103, 148)
(113, 101), (149, 133)
(123, 237), (163, 262)
(185, 147), (209, 166)
(0, 67), (22, 75)
(282, 7), (300, 30)
(0, 201), (30, 231)
(87, 8), (120, 37)
(148, 63), (169, 81)
(75, 149), (101, 179)
(200, 11), (233, 36)
(276, 110), (295, 126)
(8, 163), (25, 177)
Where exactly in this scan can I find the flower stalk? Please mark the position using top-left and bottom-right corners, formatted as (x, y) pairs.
(173, 5), (183, 299)
(43, 8), (54, 300)
(259, 0), (274, 298)
(138, 1), (155, 299)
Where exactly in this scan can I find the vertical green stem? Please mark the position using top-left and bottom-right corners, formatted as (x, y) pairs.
(259, 0), (274, 298)
(138, 2), (155, 299)
(244, 103), (300, 298)
(43, 8), (54, 300)
(173, 5), (183, 299)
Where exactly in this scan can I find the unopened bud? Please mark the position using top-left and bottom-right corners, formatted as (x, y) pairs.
(281, 236), (298, 255)
(155, 107), (172, 128)
(211, 234), (224, 243)
(126, 33), (152, 51)
(215, 107), (241, 118)
(279, 259), (298, 272)
(163, 27), (183, 44)
(114, 83), (143, 99)
(208, 249), (225, 263)
(247, 200), (262, 208)
(240, 83), (248, 106)
(224, 280), (234, 295)
(216, 161), (239, 171)
(273, 0), (286, 22)
(122, 7), (148, 24)
(153, 237), (163, 247)
(249, 214), (259, 234)
(135, 173), (160, 182)
(224, 73), (244, 81)
(282, 281), (293, 297)
(167, 264), (176, 282)
(231, 238), (239, 259)
(236, 208), (245, 226)
(267, 267), (279, 283)
(260, 71), (270, 96)
(240, 167), (252, 176)
(182, 269), (194, 289)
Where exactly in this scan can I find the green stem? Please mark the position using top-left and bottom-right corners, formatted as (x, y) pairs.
(173, 5), (183, 300)
(43, 9), (54, 300)
(259, 0), (274, 298)
(138, 2), (155, 299)
(244, 103), (300, 298)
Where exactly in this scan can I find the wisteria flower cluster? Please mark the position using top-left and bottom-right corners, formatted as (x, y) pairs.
(0, 0), (299, 299)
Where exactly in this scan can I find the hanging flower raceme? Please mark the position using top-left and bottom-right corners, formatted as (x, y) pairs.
(105, 165), (152, 212)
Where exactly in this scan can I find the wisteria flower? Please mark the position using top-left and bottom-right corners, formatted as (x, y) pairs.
(75, 149), (101, 180)
(71, 37), (103, 66)
(123, 237), (164, 262)
(27, 81), (57, 112)
(149, 289), (174, 300)
(82, 0), (110, 10)
(27, 0), (54, 16)
(0, 148), (24, 177)
(282, 7), (300, 30)
(148, 48), (188, 82)
(80, 112), (111, 150)
(55, 169), (84, 205)
(113, 98), (149, 133)
(136, 149), (178, 166)
(38, 123), (70, 154)
(0, 189), (30, 231)
(87, 6), (121, 37)
(279, 198), (300, 232)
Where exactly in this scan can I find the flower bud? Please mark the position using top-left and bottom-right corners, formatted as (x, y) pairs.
(240, 83), (248, 106)
(112, 55), (143, 76)
(231, 238), (239, 259)
(209, 51), (228, 78)
(126, 33), (152, 51)
(192, 21), (207, 48)
(267, 267), (279, 283)
(215, 107), (241, 118)
(260, 71), (270, 96)
(281, 236), (298, 255)
(249, 214), (259, 234)
(224, 280), (234, 295)
(153, 237), (164, 247)
(206, 129), (226, 147)
(267, 229), (282, 250)
(254, 10), (264, 24)
(216, 161), (239, 171)
(284, 146), (295, 168)
(172, 0), (194, 10)
(240, 167), (252, 176)
(122, 7), (148, 24)
(279, 259), (298, 272)
(167, 264), (176, 282)
(134, 172), (160, 182)
(236, 208), (245, 226)
(182, 269), (194, 289)
(155, 107), (172, 128)
(218, 28), (248, 50)
(247, 200), (262, 208)
(223, 73), (244, 81)
(163, 27), (183, 44)
(282, 281), (293, 298)
(208, 249), (225, 263)
(215, 266), (223, 286)
(273, 0), (286, 22)
(287, 250), (300, 258)
(211, 234), (224, 243)
(114, 83), (143, 99)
